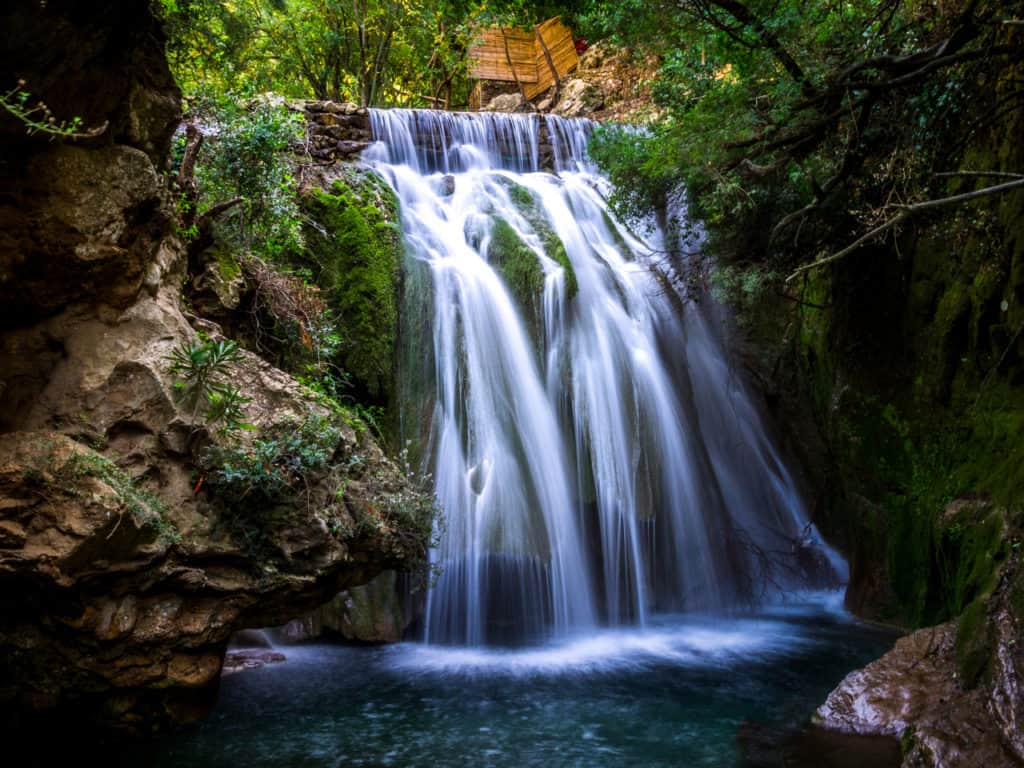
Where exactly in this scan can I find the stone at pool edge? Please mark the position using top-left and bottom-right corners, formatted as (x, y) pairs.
(222, 650), (287, 676)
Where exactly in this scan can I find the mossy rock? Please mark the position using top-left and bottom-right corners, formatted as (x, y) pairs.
(498, 179), (578, 298)
(299, 168), (403, 399)
(955, 596), (992, 688)
(488, 218), (547, 307)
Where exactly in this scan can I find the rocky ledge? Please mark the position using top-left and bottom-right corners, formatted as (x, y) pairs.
(0, 0), (429, 735)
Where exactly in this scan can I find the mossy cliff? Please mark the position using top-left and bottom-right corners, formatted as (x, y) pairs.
(298, 167), (403, 400)
(731, 56), (1024, 763)
(776, 118), (1024, 634)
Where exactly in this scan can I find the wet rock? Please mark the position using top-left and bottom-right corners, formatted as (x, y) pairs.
(440, 175), (456, 196)
(318, 571), (412, 643)
(815, 619), (1022, 766)
(276, 616), (321, 643)
(336, 139), (368, 158)
(222, 649), (286, 676)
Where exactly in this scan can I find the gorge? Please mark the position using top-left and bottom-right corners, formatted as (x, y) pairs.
(2, 1), (1024, 766)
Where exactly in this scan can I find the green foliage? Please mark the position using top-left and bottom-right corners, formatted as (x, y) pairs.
(189, 97), (305, 258)
(297, 171), (403, 398)
(579, 0), (1010, 272)
(709, 263), (779, 326)
(203, 412), (343, 506)
(166, 338), (252, 433)
(158, 0), (490, 108)
(47, 449), (179, 543)
(202, 412), (439, 573)
(589, 126), (681, 228)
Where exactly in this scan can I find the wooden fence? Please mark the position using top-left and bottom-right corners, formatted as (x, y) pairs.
(467, 16), (579, 101)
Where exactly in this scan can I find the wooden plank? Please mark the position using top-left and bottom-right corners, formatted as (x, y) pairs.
(467, 26), (539, 83)
(536, 16), (578, 80)
(468, 17), (579, 98)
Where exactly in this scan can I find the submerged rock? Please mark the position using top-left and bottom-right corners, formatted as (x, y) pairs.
(222, 649), (287, 675)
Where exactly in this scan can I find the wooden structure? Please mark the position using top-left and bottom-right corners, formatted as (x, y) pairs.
(468, 17), (579, 101)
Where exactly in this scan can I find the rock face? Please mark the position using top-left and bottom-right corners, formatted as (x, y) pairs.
(0, 0), (428, 735)
(815, 535), (1024, 766)
(0, 0), (180, 329)
(816, 621), (1022, 766)
(301, 100), (372, 162)
(551, 78), (604, 118)
(318, 570), (414, 643)
(275, 570), (416, 644)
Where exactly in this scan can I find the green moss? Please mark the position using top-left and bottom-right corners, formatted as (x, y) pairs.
(299, 169), (403, 398)
(954, 383), (1024, 505)
(212, 244), (242, 282)
(488, 218), (547, 308)
(955, 597), (992, 688)
(938, 505), (1006, 612)
(499, 179), (578, 298)
(507, 182), (534, 210)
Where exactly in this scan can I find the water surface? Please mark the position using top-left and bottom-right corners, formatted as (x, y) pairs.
(143, 595), (896, 767)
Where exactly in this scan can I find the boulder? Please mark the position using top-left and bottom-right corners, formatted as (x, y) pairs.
(483, 92), (526, 113)
(552, 79), (605, 118)
(816, 603), (1024, 766)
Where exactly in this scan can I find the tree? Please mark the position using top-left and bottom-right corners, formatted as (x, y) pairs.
(582, 0), (1024, 271)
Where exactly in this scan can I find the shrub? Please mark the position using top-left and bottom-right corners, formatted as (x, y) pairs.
(166, 338), (252, 434)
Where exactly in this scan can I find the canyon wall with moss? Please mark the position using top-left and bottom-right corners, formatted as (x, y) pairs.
(735, 58), (1024, 765)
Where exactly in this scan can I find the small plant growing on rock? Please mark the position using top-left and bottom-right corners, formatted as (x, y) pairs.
(166, 339), (252, 434)
(29, 443), (180, 544)
(202, 413), (344, 507)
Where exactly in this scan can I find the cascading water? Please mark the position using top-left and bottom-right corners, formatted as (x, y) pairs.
(363, 109), (845, 646)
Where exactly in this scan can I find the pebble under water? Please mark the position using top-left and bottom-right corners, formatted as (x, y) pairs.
(137, 594), (899, 768)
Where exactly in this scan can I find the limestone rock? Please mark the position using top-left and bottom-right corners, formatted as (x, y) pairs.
(319, 570), (413, 643)
(0, 144), (176, 328)
(815, 619), (1024, 766)
(552, 78), (605, 117)
(222, 649), (286, 675)
(483, 92), (526, 113)
(0, 0), (430, 737)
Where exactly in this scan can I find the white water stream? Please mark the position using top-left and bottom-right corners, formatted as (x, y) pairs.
(363, 109), (845, 645)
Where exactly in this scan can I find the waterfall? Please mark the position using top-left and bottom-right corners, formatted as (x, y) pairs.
(364, 109), (844, 646)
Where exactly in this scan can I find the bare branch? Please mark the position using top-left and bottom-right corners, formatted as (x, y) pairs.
(934, 170), (1024, 180)
(786, 177), (1024, 282)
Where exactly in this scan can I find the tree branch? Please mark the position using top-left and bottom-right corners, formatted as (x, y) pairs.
(785, 177), (1024, 282)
